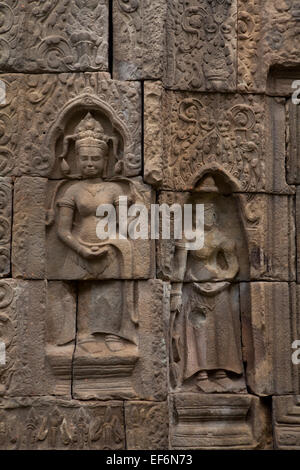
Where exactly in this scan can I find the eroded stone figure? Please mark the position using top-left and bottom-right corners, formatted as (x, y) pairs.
(171, 175), (245, 393)
(48, 112), (138, 356)
(56, 112), (134, 280)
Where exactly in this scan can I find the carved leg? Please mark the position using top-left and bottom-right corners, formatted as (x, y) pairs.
(213, 370), (246, 393)
(196, 371), (222, 393)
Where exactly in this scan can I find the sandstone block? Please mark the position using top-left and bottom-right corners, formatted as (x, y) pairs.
(170, 393), (272, 449)
(241, 282), (298, 396)
(12, 176), (155, 280)
(0, 1), (109, 73)
(0, 73), (141, 177)
(125, 401), (169, 450)
(0, 279), (62, 397)
(165, 0), (237, 91)
(144, 89), (292, 194)
(113, 0), (166, 80)
(73, 280), (169, 401)
(0, 397), (125, 450)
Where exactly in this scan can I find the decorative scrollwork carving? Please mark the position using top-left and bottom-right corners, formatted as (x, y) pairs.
(117, 0), (139, 14)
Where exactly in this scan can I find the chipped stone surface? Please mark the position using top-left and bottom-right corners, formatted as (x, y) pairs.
(0, 397), (125, 450)
(113, 0), (166, 80)
(241, 282), (298, 396)
(0, 1), (109, 73)
(157, 190), (295, 282)
(0, 280), (60, 398)
(125, 401), (169, 450)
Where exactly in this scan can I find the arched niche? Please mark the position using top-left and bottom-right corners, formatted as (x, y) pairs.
(44, 93), (133, 179)
(190, 165), (241, 194)
(185, 170), (250, 282)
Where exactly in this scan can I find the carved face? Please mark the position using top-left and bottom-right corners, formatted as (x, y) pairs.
(77, 146), (106, 178)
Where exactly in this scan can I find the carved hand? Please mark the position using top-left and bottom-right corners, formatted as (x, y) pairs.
(78, 246), (109, 260)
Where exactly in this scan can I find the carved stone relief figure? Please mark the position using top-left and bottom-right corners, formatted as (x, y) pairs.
(46, 112), (133, 280)
(170, 174), (247, 393)
(46, 108), (151, 280)
(45, 109), (146, 397)
(76, 281), (138, 356)
(171, 174), (249, 282)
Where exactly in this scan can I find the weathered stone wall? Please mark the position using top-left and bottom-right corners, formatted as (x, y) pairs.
(0, 0), (300, 450)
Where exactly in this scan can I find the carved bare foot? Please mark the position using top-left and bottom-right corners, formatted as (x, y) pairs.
(77, 335), (104, 354)
(212, 370), (245, 392)
(105, 334), (124, 352)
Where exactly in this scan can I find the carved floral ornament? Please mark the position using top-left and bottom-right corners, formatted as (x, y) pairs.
(0, 404), (124, 449)
(0, 0), (108, 72)
(169, 97), (264, 191)
(181, 0), (234, 48)
(0, 2), (16, 68)
(117, 0), (139, 13)
(0, 75), (16, 176)
(0, 4), (14, 35)
(30, 0), (108, 70)
(0, 281), (15, 397)
(274, 0), (300, 16)
(167, 0), (236, 89)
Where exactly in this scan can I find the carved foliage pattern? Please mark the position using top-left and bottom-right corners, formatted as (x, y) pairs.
(238, 0), (300, 91)
(0, 76), (19, 177)
(114, 0), (165, 80)
(0, 1), (21, 72)
(0, 401), (124, 450)
(0, 74), (141, 177)
(0, 0), (108, 72)
(0, 281), (16, 397)
(165, 93), (265, 191)
(0, 179), (11, 277)
(166, 0), (237, 90)
(126, 402), (168, 450)
(237, 0), (261, 91)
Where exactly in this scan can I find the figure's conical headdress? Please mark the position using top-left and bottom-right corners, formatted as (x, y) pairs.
(59, 112), (108, 176)
(74, 112), (107, 150)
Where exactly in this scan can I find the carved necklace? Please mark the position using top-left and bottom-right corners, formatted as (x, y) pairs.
(83, 181), (104, 197)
